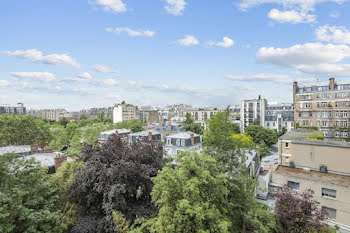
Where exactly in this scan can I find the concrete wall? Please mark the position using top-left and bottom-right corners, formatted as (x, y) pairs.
(272, 170), (350, 229)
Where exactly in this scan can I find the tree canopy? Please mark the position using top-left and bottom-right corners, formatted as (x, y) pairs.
(245, 125), (278, 147)
(69, 135), (165, 233)
(0, 153), (61, 233)
(183, 112), (204, 135)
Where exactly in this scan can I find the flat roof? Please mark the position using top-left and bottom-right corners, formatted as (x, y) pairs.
(279, 130), (350, 148)
(275, 166), (350, 186)
(130, 130), (160, 136)
(24, 153), (72, 167)
(100, 129), (131, 135)
(0, 145), (31, 156)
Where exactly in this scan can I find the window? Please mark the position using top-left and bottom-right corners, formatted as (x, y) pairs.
(176, 139), (180, 146)
(181, 140), (185, 146)
(285, 142), (289, 148)
(322, 207), (336, 220)
(322, 188), (336, 199)
(288, 181), (299, 191)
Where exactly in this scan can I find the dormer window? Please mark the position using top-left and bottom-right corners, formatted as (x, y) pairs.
(181, 140), (185, 146)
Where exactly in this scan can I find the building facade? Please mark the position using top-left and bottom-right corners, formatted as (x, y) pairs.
(0, 103), (26, 115)
(265, 103), (294, 132)
(28, 109), (68, 121)
(184, 107), (224, 128)
(163, 132), (202, 158)
(113, 102), (139, 124)
(271, 130), (350, 231)
(240, 98), (267, 132)
(293, 78), (350, 139)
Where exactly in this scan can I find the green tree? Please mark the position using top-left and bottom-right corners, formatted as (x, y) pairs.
(115, 119), (145, 133)
(58, 117), (70, 127)
(66, 122), (79, 141)
(50, 160), (83, 233)
(183, 113), (204, 134)
(245, 125), (278, 147)
(143, 152), (230, 233)
(112, 211), (130, 233)
(0, 153), (61, 233)
(49, 125), (69, 151)
(203, 108), (241, 151)
(0, 114), (52, 146)
(258, 140), (270, 157)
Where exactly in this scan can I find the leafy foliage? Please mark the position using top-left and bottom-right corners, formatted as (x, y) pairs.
(0, 114), (52, 146)
(183, 112), (204, 134)
(274, 186), (327, 233)
(245, 125), (278, 147)
(115, 119), (146, 133)
(0, 153), (61, 233)
(112, 211), (130, 233)
(258, 140), (270, 157)
(141, 152), (231, 233)
(69, 135), (165, 233)
(49, 125), (69, 151)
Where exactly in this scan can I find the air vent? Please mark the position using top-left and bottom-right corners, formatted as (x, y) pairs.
(320, 165), (328, 173)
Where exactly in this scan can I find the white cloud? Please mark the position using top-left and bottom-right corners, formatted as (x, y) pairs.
(178, 35), (199, 46)
(315, 25), (350, 44)
(10, 72), (56, 82)
(0, 80), (11, 87)
(226, 73), (291, 83)
(256, 42), (350, 76)
(329, 11), (340, 18)
(268, 9), (316, 23)
(208, 37), (235, 48)
(164, 0), (186, 15)
(106, 27), (155, 37)
(94, 0), (126, 13)
(4, 49), (80, 68)
(63, 72), (92, 83)
(98, 79), (120, 86)
(78, 72), (92, 80)
(238, 0), (346, 11)
(94, 64), (119, 73)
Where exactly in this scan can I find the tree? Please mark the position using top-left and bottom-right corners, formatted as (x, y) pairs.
(49, 125), (69, 151)
(0, 114), (52, 146)
(183, 113), (204, 134)
(140, 152), (231, 233)
(258, 140), (270, 157)
(203, 108), (241, 151)
(112, 211), (130, 233)
(274, 186), (327, 233)
(58, 117), (70, 127)
(50, 160), (83, 233)
(66, 122), (79, 141)
(69, 135), (165, 233)
(245, 125), (278, 147)
(115, 120), (145, 133)
(0, 153), (61, 233)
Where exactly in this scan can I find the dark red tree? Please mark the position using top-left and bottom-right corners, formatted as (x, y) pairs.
(274, 185), (327, 233)
(69, 135), (165, 233)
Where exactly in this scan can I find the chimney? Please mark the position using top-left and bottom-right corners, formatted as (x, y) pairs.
(190, 133), (194, 145)
(159, 119), (163, 127)
(167, 121), (172, 131)
(293, 81), (298, 103)
(148, 131), (152, 142)
(54, 153), (67, 171)
(329, 77), (335, 90)
(31, 145), (39, 155)
(130, 130), (133, 134)
(115, 130), (119, 137)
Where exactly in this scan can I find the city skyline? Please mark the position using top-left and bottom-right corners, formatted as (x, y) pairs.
(1, 0), (350, 111)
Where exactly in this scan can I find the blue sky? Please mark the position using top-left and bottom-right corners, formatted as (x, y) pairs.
(1, 0), (350, 110)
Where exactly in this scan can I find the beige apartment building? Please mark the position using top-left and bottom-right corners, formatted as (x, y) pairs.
(113, 102), (139, 124)
(293, 78), (350, 139)
(272, 130), (350, 231)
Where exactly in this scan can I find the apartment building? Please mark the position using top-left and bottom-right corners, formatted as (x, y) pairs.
(113, 102), (139, 124)
(163, 132), (202, 158)
(0, 103), (26, 115)
(271, 129), (350, 231)
(293, 78), (350, 139)
(265, 103), (294, 132)
(129, 130), (161, 143)
(98, 129), (131, 143)
(29, 109), (69, 121)
(240, 98), (267, 132)
(139, 106), (159, 124)
(184, 107), (224, 128)
(80, 107), (113, 120)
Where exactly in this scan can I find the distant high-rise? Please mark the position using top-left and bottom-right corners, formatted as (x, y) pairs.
(240, 98), (267, 132)
(293, 78), (350, 139)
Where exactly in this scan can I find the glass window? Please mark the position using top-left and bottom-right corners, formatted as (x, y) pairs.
(322, 188), (336, 199)
(181, 140), (185, 146)
(288, 181), (299, 191)
(285, 142), (289, 148)
(323, 207), (336, 220)
(176, 139), (180, 146)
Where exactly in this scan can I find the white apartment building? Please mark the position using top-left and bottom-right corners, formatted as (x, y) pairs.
(265, 103), (294, 132)
(184, 107), (224, 128)
(240, 98), (267, 133)
(113, 103), (138, 124)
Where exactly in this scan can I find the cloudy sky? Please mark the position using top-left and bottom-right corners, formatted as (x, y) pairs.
(1, 0), (350, 110)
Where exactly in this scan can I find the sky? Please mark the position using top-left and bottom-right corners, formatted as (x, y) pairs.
(1, 0), (350, 111)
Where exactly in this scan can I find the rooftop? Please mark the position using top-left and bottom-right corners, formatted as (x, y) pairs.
(130, 130), (160, 136)
(24, 153), (73, 167)
(100, 128), (131, 135)
(0, 145), (31, 156)
(275, 165), (350, 186)
(279, 129), (350, 148)
(166, 131), (200, 139)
